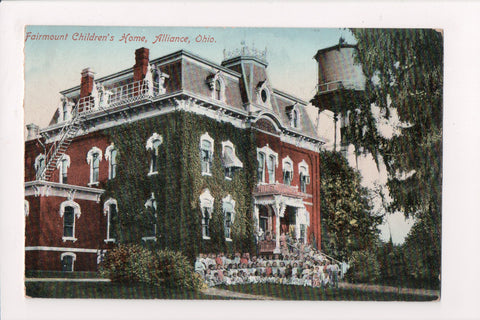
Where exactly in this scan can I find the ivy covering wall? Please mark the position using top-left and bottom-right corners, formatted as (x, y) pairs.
(102, 110), (257, 261)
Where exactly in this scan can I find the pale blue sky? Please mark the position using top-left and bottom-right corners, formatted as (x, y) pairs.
(24, 25), (410, 244)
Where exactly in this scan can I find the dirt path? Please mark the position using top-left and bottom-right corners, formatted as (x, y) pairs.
(201, 287), (281, 300)
(201, 282), (439, 300)
(338, 282), (440, 298)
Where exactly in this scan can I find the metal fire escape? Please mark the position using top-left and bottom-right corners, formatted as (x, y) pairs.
(37, 77), (164, 182)
(37, 105), (85, 181)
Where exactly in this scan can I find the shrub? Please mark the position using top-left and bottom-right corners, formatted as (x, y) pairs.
(99, 244), (156, 284)
(153, 250), (203, 290)
(100, 244), (202, 290)
(345, 250), (380, 283)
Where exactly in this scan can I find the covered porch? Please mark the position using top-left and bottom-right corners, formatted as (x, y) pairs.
(253, 183), (310, 255)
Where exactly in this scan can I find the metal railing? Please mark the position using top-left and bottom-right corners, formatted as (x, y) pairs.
(315, 80), (362, 94)
(77, 79), (163, 115)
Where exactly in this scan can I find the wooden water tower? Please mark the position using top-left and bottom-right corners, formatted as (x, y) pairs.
(311, 41), (367, 153)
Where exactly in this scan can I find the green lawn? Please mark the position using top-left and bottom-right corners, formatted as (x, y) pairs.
(25, 281), (438, 301)
(219, 283), (438, 301)
(25, 281), (229, 299)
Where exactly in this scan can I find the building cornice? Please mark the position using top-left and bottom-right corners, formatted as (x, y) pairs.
(25, 180), (104, 202)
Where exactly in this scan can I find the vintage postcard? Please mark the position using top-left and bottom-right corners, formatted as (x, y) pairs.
(23, 25), (442, 303)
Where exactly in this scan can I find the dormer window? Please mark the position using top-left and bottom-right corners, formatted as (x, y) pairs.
(221, 141), (243, 180)
(207, 72), (226, 102)
(146, 133), (163, 176)
(282, 156), (294, 186)
(298, 160), (311, 193)
(200, 132), (214, 176)
(256, 81), (271, 108)
(87, 147), (102, 186)
(287, 104), (301, 129)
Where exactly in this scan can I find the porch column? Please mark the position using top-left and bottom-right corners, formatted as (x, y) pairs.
(274, 213), (281, 254)
(272, 196), (285, 255)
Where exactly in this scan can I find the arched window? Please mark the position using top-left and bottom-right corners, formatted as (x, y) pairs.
(200, 132), (214, 175)
(222, 195), (236, 241)
(143, 193), (157, 241)
(282, 156), (294, 186)
(86, 147), (102, 186)
(199, 189), (214, 240)
(293, 110), (298, 128)
(103, 198), (118, 243)
(257, 145), (278, 184)
(207, 72), (225, 102)
(34, 154), (46, 179)
(59, 200), (81, 242)
(298, 160), (311, 193)
(61, 252), (76, 272)
(57, 154), (70, 184)
(257, 152), (265, 183)
(146, 133), (163, 175)
(215, 80), (222, 100)
(105, 144), (118, 179)
(267, 155), (276, 184)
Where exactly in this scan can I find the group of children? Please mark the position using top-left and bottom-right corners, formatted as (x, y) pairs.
(194, 251), (341, 288)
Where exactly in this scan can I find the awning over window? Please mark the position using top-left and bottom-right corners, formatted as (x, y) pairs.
(223, 151), (243, 169)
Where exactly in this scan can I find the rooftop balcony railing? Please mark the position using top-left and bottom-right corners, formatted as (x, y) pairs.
(315, 80), (363, 94)
(76, 79), (164, 115)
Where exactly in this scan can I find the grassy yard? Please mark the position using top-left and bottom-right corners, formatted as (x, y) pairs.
(26, 280), (438, 301)
(25, 281), (229, 299)
(219, 284), (438, 301)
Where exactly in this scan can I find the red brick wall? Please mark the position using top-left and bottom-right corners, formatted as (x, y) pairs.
(24, 195), (107, 271)
(25, 250), (98, 272)
(255, 130), (321, 249)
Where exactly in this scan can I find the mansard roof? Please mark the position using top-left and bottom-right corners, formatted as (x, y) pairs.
(52, 48), (320, 141)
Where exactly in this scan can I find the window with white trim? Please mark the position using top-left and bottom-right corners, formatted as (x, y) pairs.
(86, 147), (102, 186)
(25, 199), (29, 216)
(257, 152), (265, 183)
(34, 153), (46, 179)
(298, 160), (311, 193)
(143, 193), (157, 241)
(59, 200), (81, 242)
(200, 133), (214, 175)
(257, 145), (278, 184)
(207, 72), (226, 102)
(221, 141), (243, 180)
(57, 154), (70, 184)
(199, 189), (214, 240)
(105, 144), (118, 180)
(146, 133), (163, 175)
(282, 156), (294, 186)
(103, 198), (118, 243)
(222, 195), (236, 241)
(61, 252), (76, 272)
(267, 155), (276, 184)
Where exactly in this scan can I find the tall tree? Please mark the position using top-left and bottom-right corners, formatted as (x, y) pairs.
(320, 151), (382, 261)
(347, 29), (443, 280)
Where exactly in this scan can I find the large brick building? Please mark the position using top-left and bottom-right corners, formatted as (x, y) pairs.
(24, 47), (324, 272)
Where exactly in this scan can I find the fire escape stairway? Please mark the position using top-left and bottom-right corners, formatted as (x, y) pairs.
(38, 112), (84, 181)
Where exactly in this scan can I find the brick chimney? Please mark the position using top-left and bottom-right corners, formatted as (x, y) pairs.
(80, 68), (95, 99)
(26, 123), (39, 140)
(133, 47), (150, 82)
